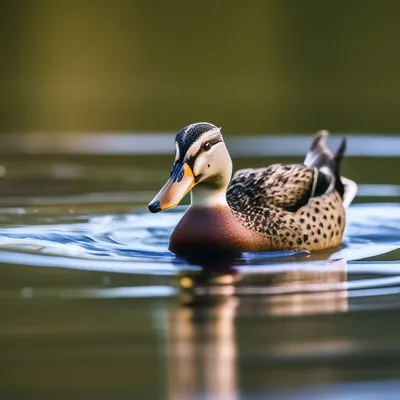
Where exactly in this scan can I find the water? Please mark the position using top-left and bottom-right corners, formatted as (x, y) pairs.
(1, 133), (400, 399)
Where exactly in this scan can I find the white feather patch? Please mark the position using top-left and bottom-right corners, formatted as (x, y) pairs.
(341, 176), (358, 208)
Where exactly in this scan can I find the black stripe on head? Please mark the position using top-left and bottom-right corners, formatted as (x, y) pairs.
(186, 135), (223, 172)
(175, 122), (219, 162)
(171, 134), (223, 183)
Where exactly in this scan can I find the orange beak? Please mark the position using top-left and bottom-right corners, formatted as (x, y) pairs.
(148, 162), (195, 213)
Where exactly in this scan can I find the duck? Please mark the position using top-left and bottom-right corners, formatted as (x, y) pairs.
(148, 122), (357, 258)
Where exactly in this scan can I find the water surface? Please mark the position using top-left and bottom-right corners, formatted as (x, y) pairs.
(1, 133), (399, 400)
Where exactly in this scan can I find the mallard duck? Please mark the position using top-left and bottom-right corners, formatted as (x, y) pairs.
(148, 123), (357, 257)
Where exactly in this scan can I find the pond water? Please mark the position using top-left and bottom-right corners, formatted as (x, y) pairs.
(1, 133), (400, 399)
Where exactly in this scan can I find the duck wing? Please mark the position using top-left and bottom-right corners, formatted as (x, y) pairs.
(227, 130), (352, 215)
(227, 163), (321, 214)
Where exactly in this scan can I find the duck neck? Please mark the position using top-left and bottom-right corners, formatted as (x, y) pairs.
(190, 184), (228, 208)
(190, 143), (233, 208)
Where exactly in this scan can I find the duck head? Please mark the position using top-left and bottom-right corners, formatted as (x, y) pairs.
(148, 122), (233, 213)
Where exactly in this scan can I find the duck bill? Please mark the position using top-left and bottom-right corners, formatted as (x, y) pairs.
(148, 163), (195, 213)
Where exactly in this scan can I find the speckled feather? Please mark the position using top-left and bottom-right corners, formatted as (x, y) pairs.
(226, 163), (345, 250)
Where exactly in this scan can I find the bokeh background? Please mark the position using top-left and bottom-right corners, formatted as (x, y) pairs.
(2, 0), (400, 134)
(1, 3), (400, 400)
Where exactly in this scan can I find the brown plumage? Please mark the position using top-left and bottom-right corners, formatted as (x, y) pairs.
(148, 124), (357, 257)
(227, 164), (346, 252)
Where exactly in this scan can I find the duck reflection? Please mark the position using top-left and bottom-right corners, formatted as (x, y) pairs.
(169, 286), (238, 400)
(237, 260), (348, 317)
(167, 257), (348, 399)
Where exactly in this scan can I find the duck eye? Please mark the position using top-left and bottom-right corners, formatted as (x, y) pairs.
(203, 142), (211, 151)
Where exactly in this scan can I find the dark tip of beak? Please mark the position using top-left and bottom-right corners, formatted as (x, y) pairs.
(148, 200), (162, 213)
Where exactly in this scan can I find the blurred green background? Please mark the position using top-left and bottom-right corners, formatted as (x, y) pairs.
(0, 3), (400, 399)
(1, 0), (400, 134)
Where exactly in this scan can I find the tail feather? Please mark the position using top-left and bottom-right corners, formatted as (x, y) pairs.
(334, 136), (346, 168)
(304, 130), (349, 201)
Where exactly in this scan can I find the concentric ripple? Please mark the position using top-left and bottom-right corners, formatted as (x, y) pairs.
(0, 203), (398, 275)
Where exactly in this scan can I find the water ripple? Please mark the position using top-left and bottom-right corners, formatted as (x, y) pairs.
(0, 203), (398, 303)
